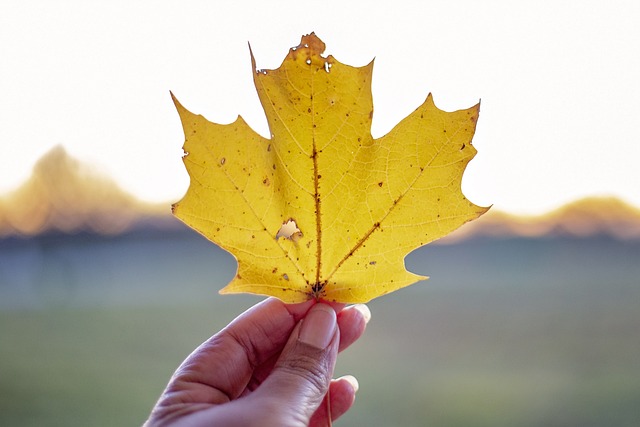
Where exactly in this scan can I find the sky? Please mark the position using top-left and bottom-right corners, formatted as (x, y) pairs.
(1, 0), (639, 216)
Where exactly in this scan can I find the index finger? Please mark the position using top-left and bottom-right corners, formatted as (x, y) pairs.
(173, 298), (316, 400)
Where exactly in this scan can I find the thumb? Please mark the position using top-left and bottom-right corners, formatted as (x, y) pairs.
(256, 303), (339, 424)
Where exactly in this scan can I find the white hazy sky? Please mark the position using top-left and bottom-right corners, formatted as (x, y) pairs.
(1, 0), (639, 215)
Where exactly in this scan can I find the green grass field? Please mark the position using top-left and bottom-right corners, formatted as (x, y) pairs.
(1, 233), (639, 426)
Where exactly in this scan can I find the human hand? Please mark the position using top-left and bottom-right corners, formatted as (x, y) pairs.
(144, 298), (371, 427)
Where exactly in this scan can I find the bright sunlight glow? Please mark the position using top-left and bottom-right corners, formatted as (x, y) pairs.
(1, 1), (639, 215)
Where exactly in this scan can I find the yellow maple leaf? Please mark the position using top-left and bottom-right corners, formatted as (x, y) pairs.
(172, 33), (488, 304)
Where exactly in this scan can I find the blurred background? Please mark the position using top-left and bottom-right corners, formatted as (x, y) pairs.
(1, 1), (639, 426)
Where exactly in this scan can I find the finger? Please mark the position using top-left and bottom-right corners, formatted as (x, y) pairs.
(254, 303), (340, 423)
(243, 303), (370, 392)
(159, 298), (315, 406)
(337, 304), (371, 352)
(309, 376), (359, 427)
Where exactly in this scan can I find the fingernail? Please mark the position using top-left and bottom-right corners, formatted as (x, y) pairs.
(339, 375), (359, 393)
(298, 304), (337, 350)
(352, 304), (371, 324)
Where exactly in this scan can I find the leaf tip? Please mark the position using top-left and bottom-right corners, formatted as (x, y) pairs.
(479, 204), (492, 216)
(285, 32), (328, 67)
(248, 41), (257, 73)
(170, 201), (185, 221)
(424, 92), (436, 109)
(298, 32), (326, 56)
(170, 91), (185, 112)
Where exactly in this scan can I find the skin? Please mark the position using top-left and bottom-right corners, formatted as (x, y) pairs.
(144, 298), (370, 427)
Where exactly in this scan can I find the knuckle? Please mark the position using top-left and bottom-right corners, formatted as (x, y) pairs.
(278, 349), (330, 394)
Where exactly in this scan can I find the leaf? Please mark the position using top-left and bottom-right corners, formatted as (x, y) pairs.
(172, 33), (488, 304)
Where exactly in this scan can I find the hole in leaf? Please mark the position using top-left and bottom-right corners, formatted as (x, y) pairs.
(306, 58), (312, 65)
(276, 219), (303, 242)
